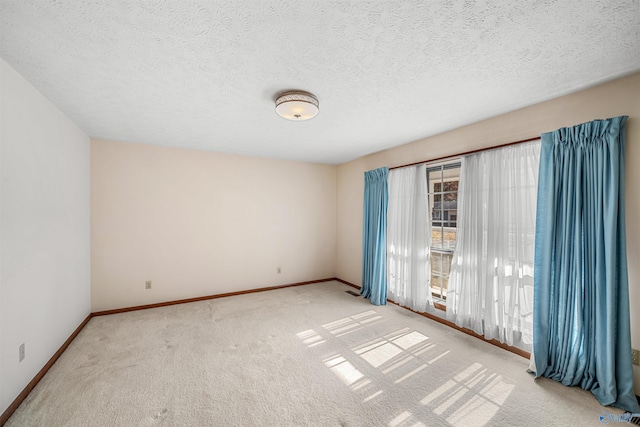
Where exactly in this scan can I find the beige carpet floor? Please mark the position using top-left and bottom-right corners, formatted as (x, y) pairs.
(6, 281), (624, 426)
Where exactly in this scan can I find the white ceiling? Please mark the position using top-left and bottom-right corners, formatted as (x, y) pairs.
(1, 1), (639, 164)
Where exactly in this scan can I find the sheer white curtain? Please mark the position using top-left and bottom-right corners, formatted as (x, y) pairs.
(446, 141), (540, 349)
(387, 164), (432, 311)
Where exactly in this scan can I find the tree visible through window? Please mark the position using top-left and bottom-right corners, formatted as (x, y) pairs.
(427, 162), (461, 302)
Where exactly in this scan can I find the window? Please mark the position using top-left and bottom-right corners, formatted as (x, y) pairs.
(427, 162), (461, 302)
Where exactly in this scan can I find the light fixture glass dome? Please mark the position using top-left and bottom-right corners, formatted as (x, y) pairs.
(275, 91), (319, 121)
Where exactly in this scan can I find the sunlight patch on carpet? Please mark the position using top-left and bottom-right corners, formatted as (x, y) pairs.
(296, 329), (326, 347)
(388, 410), (427, 427)
(392, 331), (429, 350)
(381, 354), (416, 374)
(416, 362), (515, 426)
(447, 394), (500, 427)
(357, 342), (403, 368)
(363, 390), (384, 402)
(321, 310), (383, 338)
(394, 364), (428, 384)
(427, 349), (450, 364)
(324, 355), (364, 386)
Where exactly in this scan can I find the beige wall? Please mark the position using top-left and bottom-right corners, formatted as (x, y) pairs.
(336, 72), (640, 393)
(1, 59), (91, 414)
(91, 139), (336, 312)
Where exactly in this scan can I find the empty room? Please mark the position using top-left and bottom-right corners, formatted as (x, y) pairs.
(1, 1), (640, 426)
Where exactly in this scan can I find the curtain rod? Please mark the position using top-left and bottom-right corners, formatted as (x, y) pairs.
(389, 136), (541, 170)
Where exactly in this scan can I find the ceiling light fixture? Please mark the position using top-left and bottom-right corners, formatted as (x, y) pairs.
(275, 90), (319, 121)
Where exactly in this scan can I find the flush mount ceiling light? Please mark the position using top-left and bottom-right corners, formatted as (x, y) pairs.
(275, 90), (319, 121)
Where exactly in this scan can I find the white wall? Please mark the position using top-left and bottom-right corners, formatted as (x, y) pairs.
(91, 139), (336, 312)
(336, 71), (640, 394)
(0, 59), (91, 414)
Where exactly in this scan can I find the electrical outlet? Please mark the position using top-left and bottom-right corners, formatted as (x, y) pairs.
(277, 267), (281, 274)
(19, 343), (25, 362)
(145, 280), (152, 289)
(632, 349), (639, 366)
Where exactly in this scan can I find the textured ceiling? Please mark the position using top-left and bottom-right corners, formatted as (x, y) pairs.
(1, 1), (639, 164)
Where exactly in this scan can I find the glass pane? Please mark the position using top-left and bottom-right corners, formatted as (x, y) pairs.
(442, 181), (458, 192)
(440, 275), (449, 299)
(442, 165), (460, 180)
(443, 229), (457, 250)
(430, 251), (443, 274)
(442, 191), (457, 202)
(441, 253), (453, 274)
(431, 228), (443, 249)
(441, 192), (457, 228)
(430, 275), (443, 298)
(449, 213), (457, 228)
(428, 169), (441, 192)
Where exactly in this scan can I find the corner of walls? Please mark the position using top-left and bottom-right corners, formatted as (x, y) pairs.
(336, 158), (365, 287)
(331, 163), (339, 279)
(0, 58), (91, 415)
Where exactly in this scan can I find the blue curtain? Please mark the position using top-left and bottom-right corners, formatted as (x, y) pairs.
(533, 116), (638, 413)
(361, 167), (389, 305)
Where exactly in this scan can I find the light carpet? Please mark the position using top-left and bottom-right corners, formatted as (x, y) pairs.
(6, 281), (623, 426)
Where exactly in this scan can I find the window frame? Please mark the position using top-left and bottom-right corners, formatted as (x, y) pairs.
(426, 160), (461, 306)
